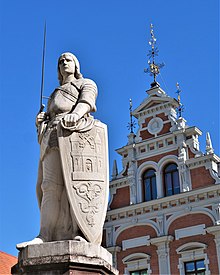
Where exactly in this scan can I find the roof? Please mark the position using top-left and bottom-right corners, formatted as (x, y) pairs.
(0, 251), (17, 274)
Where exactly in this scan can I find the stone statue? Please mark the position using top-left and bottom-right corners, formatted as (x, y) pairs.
(17, 53), (109, 249)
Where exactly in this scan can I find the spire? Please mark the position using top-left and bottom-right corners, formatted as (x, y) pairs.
(111, 159), (118, 180)
(144, 24), (164, 88)
(176, 82), (184, 118)
(206, 132), (214, 154)
(127, 98), (136, 133)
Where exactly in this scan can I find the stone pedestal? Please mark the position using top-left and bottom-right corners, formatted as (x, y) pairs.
(12, 240), (118, 275)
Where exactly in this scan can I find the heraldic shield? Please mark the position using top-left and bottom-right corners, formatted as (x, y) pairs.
(57, 120), (109, 244)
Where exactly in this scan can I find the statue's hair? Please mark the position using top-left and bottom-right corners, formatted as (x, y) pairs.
(57, 52), (83, 84)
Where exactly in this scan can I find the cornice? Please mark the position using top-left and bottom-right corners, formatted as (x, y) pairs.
(133, 102), (178, 119)
(186, 154), (220, 169)
(106, 184), (220, 223)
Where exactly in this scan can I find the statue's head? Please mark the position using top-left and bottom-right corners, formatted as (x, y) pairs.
(58, 52), (83, 84)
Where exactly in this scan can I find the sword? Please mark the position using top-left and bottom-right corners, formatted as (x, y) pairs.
(39, 22), (46, 113)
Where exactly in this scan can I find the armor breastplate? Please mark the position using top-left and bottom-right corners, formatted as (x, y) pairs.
(47, 83), (80, 119)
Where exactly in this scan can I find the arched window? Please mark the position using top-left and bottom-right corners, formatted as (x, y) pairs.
(143, 169), (157, 201)
(164, 163), (180, 196)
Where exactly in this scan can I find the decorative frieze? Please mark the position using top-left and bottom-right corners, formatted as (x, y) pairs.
(106, 184), (220, 224)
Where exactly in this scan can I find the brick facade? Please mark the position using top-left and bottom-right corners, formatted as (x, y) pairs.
(190, 167), (215, 189)
(104, 85), (220, 274)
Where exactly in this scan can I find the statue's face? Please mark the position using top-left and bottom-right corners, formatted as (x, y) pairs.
(59, 54), (76, 78)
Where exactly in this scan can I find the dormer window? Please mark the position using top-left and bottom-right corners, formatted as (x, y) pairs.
(143, 169), (157, 201)
(164, 163), (180, 196)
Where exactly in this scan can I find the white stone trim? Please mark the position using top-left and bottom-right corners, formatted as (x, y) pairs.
(157, 154), (178, 170)
(158, 155), (179, 196)
(175, 224), (206, 240)
(136, 161), (159, 203)
(147, 117), (164, 135)
(186, 154), (220, 170)
(176, 242), (210, 275)
(150, 235), (173, 275)
(136, 155), (180, 204)
(206, 225), (220, 273)
(122, 253), (152, 274)
(107, 246), (121, 268)
(122, 236), (150, 251)
(113, 222), (159, 246)
(133, 102), (178, 120)
(106, 184), (220, 225)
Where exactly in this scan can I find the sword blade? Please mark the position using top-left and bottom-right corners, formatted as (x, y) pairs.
(40, 22), (46, 112)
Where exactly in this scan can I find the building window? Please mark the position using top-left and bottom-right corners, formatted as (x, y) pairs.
(184, 259), (206, 274)
(164, 163), (180, 196)
(130, 269), (148, 275)
(176, 242), (210, 275)
(143, 169), (157, 201)
(122, 253), (151, 275)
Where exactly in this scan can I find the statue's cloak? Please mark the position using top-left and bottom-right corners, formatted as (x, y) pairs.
(57, 120), (109, 244)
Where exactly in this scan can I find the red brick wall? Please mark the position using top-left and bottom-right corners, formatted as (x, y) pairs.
(158, 122), (171, 136)
(142, 117), (153, 128)
(140, 130), (154, 140)
(116, 225), (158, 274)
(110, 186), (130, 209)
(168, 214), (213, 235)
(190, 166), (215, 189)
(188, 148), (196, 159)
(168, 214), (218, 275)
(157, 113), (168, 121)
(140, 114), (171, 140)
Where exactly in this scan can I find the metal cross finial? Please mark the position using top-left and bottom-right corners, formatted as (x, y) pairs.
(176, 82), (184, 118)
(144, 24), (164, 87)
(127, 98), (136, 133)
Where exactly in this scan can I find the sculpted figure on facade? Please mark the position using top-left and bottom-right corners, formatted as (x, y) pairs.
(17, 53), (108, 249)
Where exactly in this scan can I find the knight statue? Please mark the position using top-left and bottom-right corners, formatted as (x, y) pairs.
(17, 52), (108, 249)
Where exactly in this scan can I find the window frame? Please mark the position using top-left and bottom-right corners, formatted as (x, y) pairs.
(176, 242), (210, 275)
(163, 163), (180, 196)
(184, 259), (206, 274)
(130, 269), (148, 275)
(142, 169), (157, 201)
(122, 253), (152, 275)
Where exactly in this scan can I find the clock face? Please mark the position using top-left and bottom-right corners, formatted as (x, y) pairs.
(147, 117), (163, 135)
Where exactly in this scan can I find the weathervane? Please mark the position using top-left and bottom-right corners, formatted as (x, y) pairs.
(176, 82), (184, 118)
(144, 24), (164, 87)
(127, 98), (136, 133)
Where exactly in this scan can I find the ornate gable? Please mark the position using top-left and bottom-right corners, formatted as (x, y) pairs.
(133, 85), (179, 142)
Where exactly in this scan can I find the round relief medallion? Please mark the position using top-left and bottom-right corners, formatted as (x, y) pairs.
(147, 117), (163, 135)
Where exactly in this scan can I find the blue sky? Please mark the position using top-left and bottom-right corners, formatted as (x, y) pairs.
(0, 0), (219, 256)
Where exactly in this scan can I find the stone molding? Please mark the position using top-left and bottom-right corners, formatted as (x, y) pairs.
(105, 185), (220, 242)
(150, 235), (173, 275)
(122, 253), (152, 274)
(122, 235), (150, 250)
(147, 117), (164, 135)
(133, 102), (178, 120)
(176, 242), (210, 275)
(175, 224), (206, 240)
(206, 225), (220, 274)
(107, 246), (121, 268)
